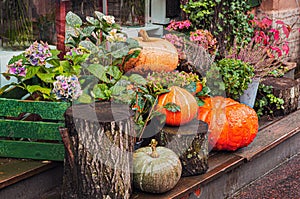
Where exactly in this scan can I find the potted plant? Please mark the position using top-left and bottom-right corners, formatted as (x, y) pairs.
(225, 16), (299, 114)
(205, 58), (255, 105)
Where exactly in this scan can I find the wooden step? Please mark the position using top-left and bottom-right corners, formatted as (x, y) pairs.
(0, 159), (63, 199)
(0, 109), (300, 199)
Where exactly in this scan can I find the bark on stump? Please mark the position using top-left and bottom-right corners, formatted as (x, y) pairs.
(61, 102), (135, 199)
(155, 119), (209, 177)
(261, 77), (300, 116)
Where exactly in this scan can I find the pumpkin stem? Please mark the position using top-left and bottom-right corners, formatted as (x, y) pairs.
(139, 29), (151, 42)
(149, 139), (159, 158)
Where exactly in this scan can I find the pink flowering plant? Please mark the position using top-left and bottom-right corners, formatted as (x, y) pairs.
(226, 16), (297, 77)
(166, 20), (192, 32)
(1, 41), (89, 101)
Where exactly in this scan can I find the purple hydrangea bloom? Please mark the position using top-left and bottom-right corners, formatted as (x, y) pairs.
(52, 75), (82, 101)
(25, 41), (52, 66)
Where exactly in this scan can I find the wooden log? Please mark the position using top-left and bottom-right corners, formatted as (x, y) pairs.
(155, 119), (209, 177)
(62, 102), (135, 199)
(261, 77), (300, 116)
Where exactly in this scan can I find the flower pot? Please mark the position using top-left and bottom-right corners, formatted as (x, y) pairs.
(239, 77), (260, 108)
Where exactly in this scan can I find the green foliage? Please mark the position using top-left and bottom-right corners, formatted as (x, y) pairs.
(181, 0), (254, 57)
(254, 84), (284, 118)
(66, 11), (122, 48)
(206, 58), (254, 100)
(1, 47), (88, 101)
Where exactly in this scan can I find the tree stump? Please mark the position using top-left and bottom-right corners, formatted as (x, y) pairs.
(155, 119), (209, 177)
(61, 102), (135, 199)
(261, 77), (300, 116)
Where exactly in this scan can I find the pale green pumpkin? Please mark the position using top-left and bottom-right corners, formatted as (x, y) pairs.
(133, 139), (182, 193)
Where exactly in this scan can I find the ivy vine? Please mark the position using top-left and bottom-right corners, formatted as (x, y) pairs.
(254, 84), (284, 118)
(181, 0), (254, 58)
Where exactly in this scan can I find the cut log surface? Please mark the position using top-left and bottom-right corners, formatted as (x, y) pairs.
(155, 120), (209, 177)
(261, 77), (300, 116)
(62, 102), (135, 199)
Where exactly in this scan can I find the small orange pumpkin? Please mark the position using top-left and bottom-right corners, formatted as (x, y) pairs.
(157, 86), (198, 126)
(124, 30), (178, 74)
(197, 96), (258, 151)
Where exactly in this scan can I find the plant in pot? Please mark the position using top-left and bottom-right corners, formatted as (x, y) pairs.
(205, 58), (255, 103)
(225, 16), (298, 116)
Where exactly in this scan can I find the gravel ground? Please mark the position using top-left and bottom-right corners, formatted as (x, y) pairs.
(230, 153), (300, 199)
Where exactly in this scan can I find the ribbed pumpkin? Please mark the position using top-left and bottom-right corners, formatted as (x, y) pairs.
(197, 96), (259, 151)
(124, 29), (178, 74)
(133, 139), (182, 193)
(157, 86), (198, 126)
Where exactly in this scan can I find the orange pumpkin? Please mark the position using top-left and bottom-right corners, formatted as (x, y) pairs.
(197, 96), (258, 151)
(124, 30), (178, 74)
(157, 86), (198, 126)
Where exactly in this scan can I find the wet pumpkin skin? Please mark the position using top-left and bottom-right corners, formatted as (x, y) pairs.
(197, 96), (259, 151)
(133, 145), (182, 193)
(156, 86), (198, 126)
(124, 30), (178, 74)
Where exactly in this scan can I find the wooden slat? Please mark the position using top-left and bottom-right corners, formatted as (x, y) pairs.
(0, 158), (57, 189)
(0, 98), (69, 120)
(235, 109), (300, 160)
(0, 141), (64, 161)
(0, 120), (64, 140)
(132, 152), (244, 199)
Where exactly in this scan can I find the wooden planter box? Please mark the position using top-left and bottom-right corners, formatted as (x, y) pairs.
(0, 98), (69, 161)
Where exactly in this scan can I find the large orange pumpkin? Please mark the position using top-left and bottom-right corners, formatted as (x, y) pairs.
(124, 30), (178, 74)
(197, 96), (258, 151)
(157, 86), (198, 126)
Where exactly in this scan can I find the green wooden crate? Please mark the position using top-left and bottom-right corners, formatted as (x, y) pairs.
(0, 98), (70, 161)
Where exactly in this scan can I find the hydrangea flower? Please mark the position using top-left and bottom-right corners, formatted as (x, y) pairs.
(24, 41), (52, 66)
(52, 75), (82, 101)
(6, 59), (26, 77)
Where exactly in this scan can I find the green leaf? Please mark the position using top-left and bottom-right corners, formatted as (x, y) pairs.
(87, 64), (110, 83)
(66, 11), (82, 27)
(86, 16), (99, 26)
(93, 84), (110, 100)
(106, 66), (122, 80)
(110, 85), (126, 95)
(82, 26), (96, 37)
(94, 11), (104, 21)
(26, 85), (51, 95)
(76, 92), (93, 104)
(25, 66), (40, 79)
(0, 84), (13, 95)
(79, 41), (98, 53)
(163, 102), (181, 113)
(129, 74), (147, 85)
(110, 43), (130, 59)
(144, 94), (156, 105)
(37, 72), (55, 83)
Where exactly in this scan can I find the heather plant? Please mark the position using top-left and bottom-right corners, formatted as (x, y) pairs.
(226, 17), (296, 77)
